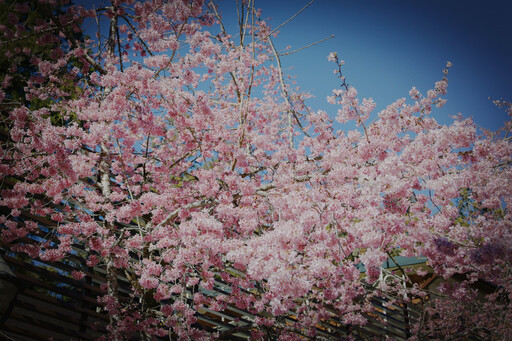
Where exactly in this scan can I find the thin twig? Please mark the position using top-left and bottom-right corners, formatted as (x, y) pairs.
(256, 0), (316, 43)
(268, 36), (293, 148)
(119, 14), (154, 57)
(208, 1), (226, 36)
(279, 35), (334, 56)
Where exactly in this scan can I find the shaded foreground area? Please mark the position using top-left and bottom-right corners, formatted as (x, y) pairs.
(1, 238), (434, 340)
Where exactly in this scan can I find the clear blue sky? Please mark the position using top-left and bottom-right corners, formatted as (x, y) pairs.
(218, 0), (512, 132)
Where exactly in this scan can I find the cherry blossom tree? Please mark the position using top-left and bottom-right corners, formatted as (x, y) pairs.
(1, 0), (511, 340)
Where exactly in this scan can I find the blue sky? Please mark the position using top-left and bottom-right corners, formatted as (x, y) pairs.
(218, 0), (512, 132)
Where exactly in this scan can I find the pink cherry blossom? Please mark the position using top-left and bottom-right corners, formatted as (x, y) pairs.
(1, 1), (511, 340)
